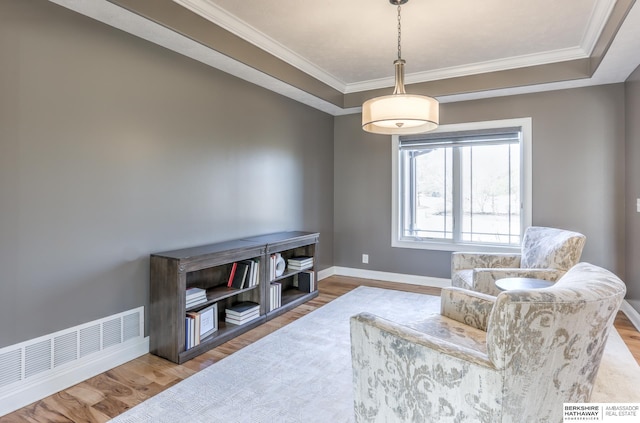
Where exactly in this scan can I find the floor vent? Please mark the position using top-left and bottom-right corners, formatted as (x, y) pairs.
(103, 317), (123, 349)
(24, 339), (52, 379)
(0, 306), (148, 417)
(79, 325), (101, 358)
(0, 350), (21, 388)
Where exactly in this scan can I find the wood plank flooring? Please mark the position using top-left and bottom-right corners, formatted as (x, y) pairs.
(1, 275), (639, 422)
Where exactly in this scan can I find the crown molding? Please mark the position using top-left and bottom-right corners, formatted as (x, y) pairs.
(172, 0), (616, 96)
(581, 0), (618, 55)
(345, 47), (590, 94)
(172, 0), (349, 93)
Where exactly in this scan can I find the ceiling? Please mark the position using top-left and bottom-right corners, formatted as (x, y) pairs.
(50, 0), (640, 115)
(174, 0), (615, 91)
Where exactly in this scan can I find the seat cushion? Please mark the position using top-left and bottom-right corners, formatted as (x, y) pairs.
(406, 314), (488, 357)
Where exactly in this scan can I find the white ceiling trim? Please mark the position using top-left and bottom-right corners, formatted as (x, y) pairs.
(439, 1), (640, 106)
(345, 46), (590, 94)
(173, 0), (615, 95)
(173, 0), (349, 93)
(581, 0), (617, 55)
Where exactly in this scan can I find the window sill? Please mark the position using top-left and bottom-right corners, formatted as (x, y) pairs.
(392, 238), (520, 253)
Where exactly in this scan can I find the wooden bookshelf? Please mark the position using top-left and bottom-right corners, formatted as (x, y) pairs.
(245, 232), (319, 319)
(149, 231), (319, 364)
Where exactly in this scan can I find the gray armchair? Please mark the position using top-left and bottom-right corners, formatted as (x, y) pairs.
(451, 226), (586, 295)
(350, 262), (625, 422)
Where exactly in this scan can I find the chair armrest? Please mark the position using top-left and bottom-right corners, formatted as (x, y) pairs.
(451, 252), (521, 273)
(440, 287), (495, 331)
(351, 312), (494, 368)
(351, 312), (501, 422)
(473, 268), (565, 296)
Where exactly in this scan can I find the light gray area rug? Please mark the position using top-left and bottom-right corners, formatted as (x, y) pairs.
(110, 286), (640, 423)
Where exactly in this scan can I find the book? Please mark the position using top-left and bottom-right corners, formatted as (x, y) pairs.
(287, 256), (314, 270)
(270, 253), (285, 280)
(186, 295), (206, 304)
(185, 287), (207, 309)
(185, 314), (198, 349)
(230, 261), (249, 289)
(288, 256), (313, 264)
(186, 287), (206, 300)
(239, 259), (258, 289)
(227, 262), (238, 287)
(186, 311), (201, 345)
(226, 301), (259, 317)
(225, 311), (260, 325)
(269, 254), (277, 281)
(186, 297), (207, 307)
(225, 309), (260, 321)
(191, 316), (196, 347)
(247, 259), (260, 287)
(225, 314), (260, 326)
(270, 282), (282, 310)
(185, 317), (190, 350)
(297, 270), (315, 293)
(225, 316), (260, 325)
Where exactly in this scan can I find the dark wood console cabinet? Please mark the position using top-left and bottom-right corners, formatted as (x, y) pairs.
(149, 231), (319, 363)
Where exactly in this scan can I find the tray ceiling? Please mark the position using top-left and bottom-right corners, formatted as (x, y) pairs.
(49, 0), (640, 115)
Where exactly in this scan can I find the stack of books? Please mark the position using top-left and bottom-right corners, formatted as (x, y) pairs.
(287, 256), (313, 270)
(186, 287), (207, 309)
(225, 301), (260, 326)
(270, 282), (282, 310)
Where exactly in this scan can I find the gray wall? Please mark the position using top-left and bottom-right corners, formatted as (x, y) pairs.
(0, 0), (334, 348)
(625, 65), (640, 308)
(334, 85), (626, 281)
(1, 0), (635, 350)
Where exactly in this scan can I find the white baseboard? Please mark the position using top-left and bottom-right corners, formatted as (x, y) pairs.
(621, 300), (640, 332)
(317, 267), (336, 281)
(318, 266), (451, 288)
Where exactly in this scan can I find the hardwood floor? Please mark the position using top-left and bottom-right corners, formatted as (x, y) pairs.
(2, 275), (639, 422)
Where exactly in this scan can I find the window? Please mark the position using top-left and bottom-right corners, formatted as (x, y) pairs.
(392, 118), (532, 252)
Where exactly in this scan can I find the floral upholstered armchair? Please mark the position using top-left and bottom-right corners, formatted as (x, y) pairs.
(451, 226), (586, 296)
(350, 262), (625, 423)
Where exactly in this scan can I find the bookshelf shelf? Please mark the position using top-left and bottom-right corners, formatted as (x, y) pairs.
(272, 266), (313, 283)
(281, 289), (309, 307)
(149, 231), (319, 364)
(207, 285), (259, 305)
(185, 285), (259, 312)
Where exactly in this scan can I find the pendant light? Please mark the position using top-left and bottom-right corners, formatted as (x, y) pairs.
(362, 0), (439, 135)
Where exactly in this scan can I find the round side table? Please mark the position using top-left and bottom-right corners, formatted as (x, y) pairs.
(495, 277), (554, 291)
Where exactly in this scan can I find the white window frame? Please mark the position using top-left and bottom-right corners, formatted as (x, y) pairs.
(391, 117), (532, 252)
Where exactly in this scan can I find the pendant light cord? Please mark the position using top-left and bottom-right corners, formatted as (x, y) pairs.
(397, 3), (402, 60)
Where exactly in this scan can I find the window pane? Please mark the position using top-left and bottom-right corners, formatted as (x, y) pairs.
(394, 118), (530, 251)
(509, 143), (521, 244)
(402, 148), (452, 239)
(460, 144), (520, 244)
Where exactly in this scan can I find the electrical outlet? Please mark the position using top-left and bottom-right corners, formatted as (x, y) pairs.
(362, 254), (369, 264)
